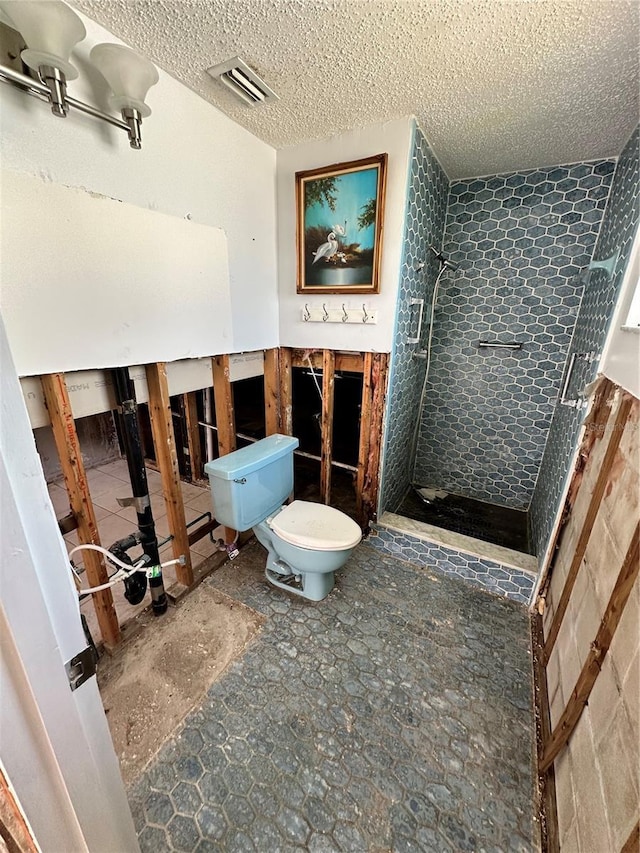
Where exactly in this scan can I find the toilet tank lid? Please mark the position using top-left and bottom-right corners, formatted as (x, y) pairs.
(269, 500), (362, 551)
(204, 434), (299, 481)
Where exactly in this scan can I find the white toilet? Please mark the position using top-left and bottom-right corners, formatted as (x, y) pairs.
(204, 434), (361, 601)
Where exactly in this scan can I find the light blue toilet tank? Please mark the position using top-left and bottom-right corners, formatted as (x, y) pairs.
(204, 434), (299, 531)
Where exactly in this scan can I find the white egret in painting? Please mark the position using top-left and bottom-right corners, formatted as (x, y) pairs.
(312, 231), (338, 263)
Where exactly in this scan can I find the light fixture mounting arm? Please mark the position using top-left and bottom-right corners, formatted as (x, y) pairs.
(0, 62), (137, 141)
(39, 64), (68, 116)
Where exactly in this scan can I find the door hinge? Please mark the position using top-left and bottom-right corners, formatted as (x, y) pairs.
(65, 645), (97, 691)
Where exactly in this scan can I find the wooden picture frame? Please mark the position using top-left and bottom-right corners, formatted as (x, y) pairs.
(296, 153), (387, 295)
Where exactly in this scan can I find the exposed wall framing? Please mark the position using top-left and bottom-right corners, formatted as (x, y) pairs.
(35, 347), (389, 645)
(41, 373), (121, 648)
(285, 348), (389, 527)
(533, 376), (639, 852)
(212, 355), (238, 543)
(145, 363), (194, 588)
(183, 392), (203, 482)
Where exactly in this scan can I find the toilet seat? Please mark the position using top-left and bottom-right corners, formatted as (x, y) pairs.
(269, 500), (362, 551)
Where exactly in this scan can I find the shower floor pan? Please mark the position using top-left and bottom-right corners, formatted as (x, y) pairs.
(397, 487), (532, 555)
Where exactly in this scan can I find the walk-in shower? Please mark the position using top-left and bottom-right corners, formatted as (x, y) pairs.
(397, 246), (532, 554)
(378, 124), (635, 566)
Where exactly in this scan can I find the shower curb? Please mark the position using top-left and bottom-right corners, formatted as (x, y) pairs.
(368, 520), (537, 606)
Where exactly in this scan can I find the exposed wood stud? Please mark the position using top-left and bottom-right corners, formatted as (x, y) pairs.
(360, 353), (389, 529)
(264, 348), (280, 435)
(535, 376), (613, 610)
(184, 392), (203, 482)
(212, 355), (238, 542)
(278, 348), (293, 436)
(356, 351), (374, 525)
(41, 373), (120, 647)
(145, 363), (194, 587)
(291, 349), (364, 374)
(621, 821), (639, 853)
(531, 614), (560, 853)
(320, 349), (335, 504)
(540, 522), (640, 773)
(0, 764), (39, 853)
(544, 391), (634, 661)
(212, 355), (237, 455)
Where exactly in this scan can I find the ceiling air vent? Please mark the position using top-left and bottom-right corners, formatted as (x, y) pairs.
(206, 56), (278, 106)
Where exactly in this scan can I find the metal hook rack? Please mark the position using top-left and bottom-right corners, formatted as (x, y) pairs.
(301, 304), (378, 325)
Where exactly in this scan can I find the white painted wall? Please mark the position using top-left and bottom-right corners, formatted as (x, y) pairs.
(276, 118), (413, 351)
(600, 226), (640, 398)
(0, 10), (278, 358)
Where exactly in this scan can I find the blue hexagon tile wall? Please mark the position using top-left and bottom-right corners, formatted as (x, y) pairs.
(367, 525), (536, 605)
(530, 124), (640, 557)
(412, 158), (616, 509)
(380, 124), (449, 515)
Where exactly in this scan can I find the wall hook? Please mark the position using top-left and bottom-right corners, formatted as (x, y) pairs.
(322, 304), (329, 322)
(342, 304), (349, 323)
(303, 303), (310, 322)
(362, 304), (369, 323)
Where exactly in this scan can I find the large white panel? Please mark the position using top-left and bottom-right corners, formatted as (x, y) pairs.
(1, 171), (232, 376)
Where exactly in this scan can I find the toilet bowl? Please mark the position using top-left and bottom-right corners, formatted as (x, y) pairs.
(204, 435), (361, 601)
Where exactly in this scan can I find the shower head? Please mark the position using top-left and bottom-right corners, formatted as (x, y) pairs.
(429, 245), (458, 271)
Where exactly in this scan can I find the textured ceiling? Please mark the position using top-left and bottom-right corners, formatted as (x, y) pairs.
(74, 0), (639, 178)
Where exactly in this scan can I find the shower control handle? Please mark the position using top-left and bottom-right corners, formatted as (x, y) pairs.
(559, 351), (597, 407)
(407, 298), (424, 345)
(559, 353), (578, 407)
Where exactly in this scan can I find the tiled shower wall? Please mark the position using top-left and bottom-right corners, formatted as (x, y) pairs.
(530, 125), (640, 558)
(412, 160), (615, 509)
(379, 125), (449, 513)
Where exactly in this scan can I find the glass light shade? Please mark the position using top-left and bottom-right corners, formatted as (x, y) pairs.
(1, 0), (85, 79)
(90, 43), (158, 118)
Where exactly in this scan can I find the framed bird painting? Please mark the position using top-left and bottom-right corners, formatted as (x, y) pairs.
(295, 153), (387, 294)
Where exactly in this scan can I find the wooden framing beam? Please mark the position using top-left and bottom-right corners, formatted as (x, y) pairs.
(356, 352), (374, 525)
(212, 355), (237, 541)
(531, 614), (560, 853)
(291, 349), (364, 374)
(535, 376), (613, 612)
(183, 392), (203, 483)
(540, 522), (640, 773)
(320, 349), (335, 504)
(41, 373), (120, 647)
(212, 355), (237, 454)
(278, 348), (293, 436)
(359, 353), (389, 529)
(0, 764), (38, 853)
(145, 363), (193, 587)
(264, 348), (280, 435)
(544, 391), (634, 661)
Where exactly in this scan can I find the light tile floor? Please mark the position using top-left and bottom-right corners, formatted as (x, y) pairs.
(47, 459), (223, 644)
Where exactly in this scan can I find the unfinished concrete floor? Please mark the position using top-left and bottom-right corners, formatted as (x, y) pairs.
(128, 540), (538, 852)
(99, 584), (263, 784)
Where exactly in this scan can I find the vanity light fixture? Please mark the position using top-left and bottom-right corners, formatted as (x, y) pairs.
(0, 0), (158, 149)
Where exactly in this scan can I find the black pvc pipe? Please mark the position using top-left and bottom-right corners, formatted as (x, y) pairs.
(110, 367), (167, 615)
